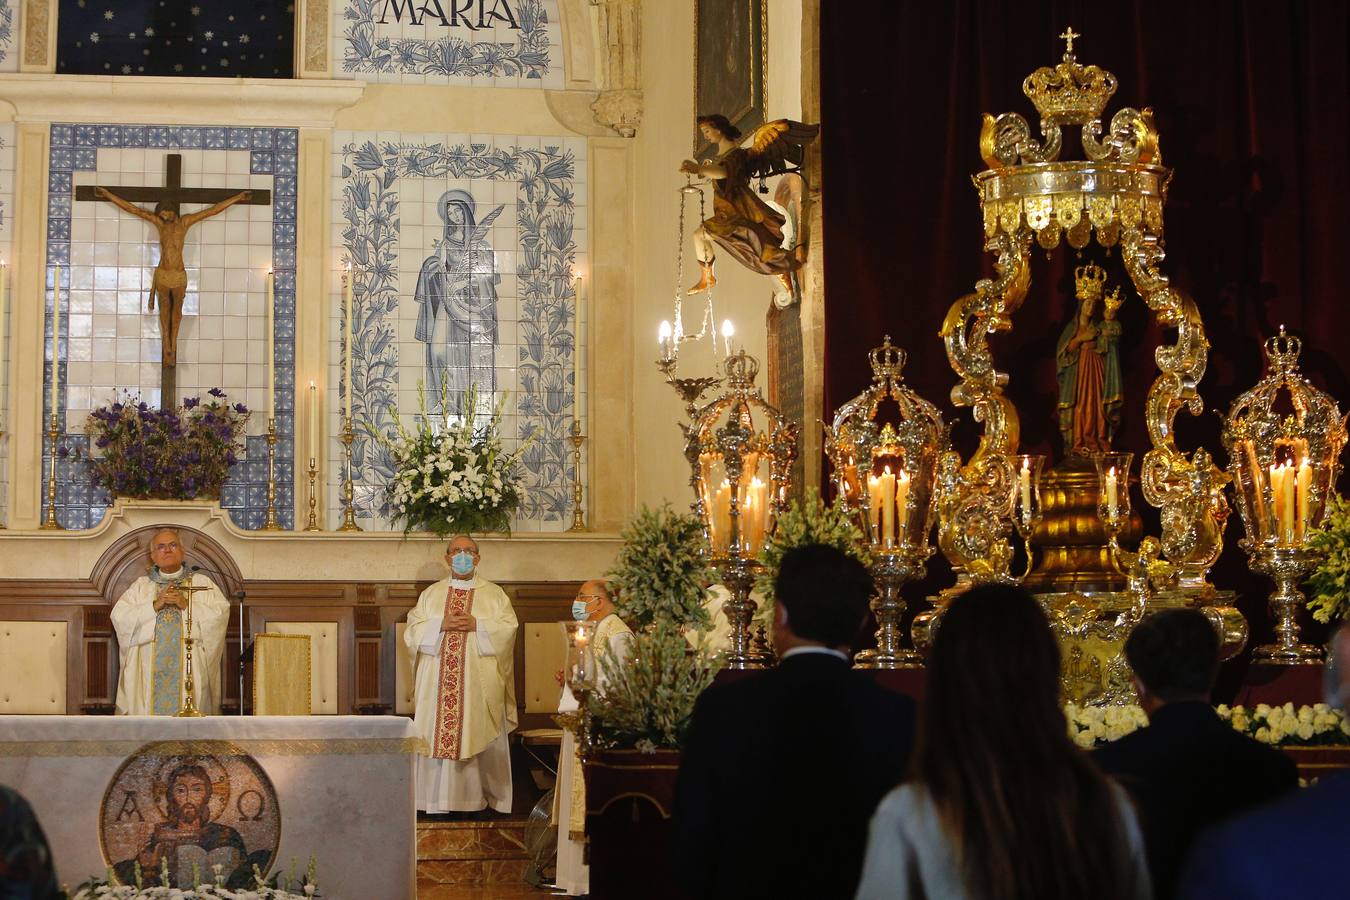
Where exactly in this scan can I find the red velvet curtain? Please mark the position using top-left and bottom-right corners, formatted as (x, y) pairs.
(822, 1), (1350, 684)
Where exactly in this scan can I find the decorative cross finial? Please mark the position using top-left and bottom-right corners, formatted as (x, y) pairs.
(1059, 26), (1080, 56)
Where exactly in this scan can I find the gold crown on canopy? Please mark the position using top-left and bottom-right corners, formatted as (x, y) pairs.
(1022, 27), (1118, 127)
(869, 336), (908, 382)
(1074, 263), (1108, 299)
(1265, 325), (1303, 374)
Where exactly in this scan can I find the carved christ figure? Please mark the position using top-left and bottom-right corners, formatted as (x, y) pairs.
(94, 186), (252, 369)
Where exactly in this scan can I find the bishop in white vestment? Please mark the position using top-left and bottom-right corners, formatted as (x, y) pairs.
(556, 580), (633, 895)
(111, 529), (231, 716)
(405, 535), (519, 813)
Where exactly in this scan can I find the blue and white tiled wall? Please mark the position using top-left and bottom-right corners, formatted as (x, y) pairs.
(44, 124), (297, 530)
(331, 130), (586, 531)
(0, 1), (17, 74)
(335, 0), (561, 88)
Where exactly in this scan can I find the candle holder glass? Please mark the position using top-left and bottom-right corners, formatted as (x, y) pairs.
(1222, 328), (1348, 664)
(825, 338), (948, 669)
(686, 352), (798, 669)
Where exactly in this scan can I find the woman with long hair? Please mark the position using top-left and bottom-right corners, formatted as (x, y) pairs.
(855, 584), (1151, 900)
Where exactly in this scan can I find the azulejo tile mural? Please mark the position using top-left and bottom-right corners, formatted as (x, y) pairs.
(44, 124), (297, 531)
(0, 1), (15, 72)
(337, 0), (561, 88)
(332, 130), (585, 531)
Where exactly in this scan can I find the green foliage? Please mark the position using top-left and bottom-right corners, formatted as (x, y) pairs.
(1307, 493), (1350, 623)
(753, 488), (871, 627)
(588, 621), (721, 750)
(607, 504), (715, 631)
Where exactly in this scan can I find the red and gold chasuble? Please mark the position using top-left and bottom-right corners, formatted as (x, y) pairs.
(431, 585), (475, 759)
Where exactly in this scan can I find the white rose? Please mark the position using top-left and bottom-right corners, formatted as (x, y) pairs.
(1255, 726), (1273, 743)
(1296, 723), (1315, 741)
(1255, 703), (1272, 717)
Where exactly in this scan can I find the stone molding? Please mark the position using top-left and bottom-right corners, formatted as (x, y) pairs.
(0, 74), (365, 126)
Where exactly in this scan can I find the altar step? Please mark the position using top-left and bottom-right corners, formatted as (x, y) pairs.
(417, 817), (548, 898)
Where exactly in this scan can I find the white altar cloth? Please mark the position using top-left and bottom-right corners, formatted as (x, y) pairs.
(0, 715), (421, 899)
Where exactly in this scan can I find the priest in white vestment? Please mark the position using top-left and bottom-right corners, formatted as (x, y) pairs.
(555, 579), (633, 895)
(111, 528), (231, 716)
(405, 535), (519, 813)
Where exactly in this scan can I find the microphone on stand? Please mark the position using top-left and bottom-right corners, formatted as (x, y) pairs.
(188, 563), (249, 716)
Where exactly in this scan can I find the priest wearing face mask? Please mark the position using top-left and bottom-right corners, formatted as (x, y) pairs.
(554, 580), (632, 895)
(405, 535), (520, 814)
(111, 528), (232, 715)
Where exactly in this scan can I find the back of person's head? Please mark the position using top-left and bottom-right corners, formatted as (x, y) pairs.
(774, 544), (872, 647)
(1124, 608), (1218, 702)
(914, 583), (1134, 900)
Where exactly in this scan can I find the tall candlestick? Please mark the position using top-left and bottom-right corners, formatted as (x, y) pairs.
(344, 266), (354, 418)
(573, 275), (584, 417)
(1105, 466), (1119, 519)
(265, 271), (275, 420)
(50, 265), (61, 417)
(308, 381), (318, 462)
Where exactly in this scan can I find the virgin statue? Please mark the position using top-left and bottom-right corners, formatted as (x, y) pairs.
(1056, 264), (1123, 455)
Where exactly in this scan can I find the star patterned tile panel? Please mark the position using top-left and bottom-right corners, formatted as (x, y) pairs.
(56, 0), (293, 77)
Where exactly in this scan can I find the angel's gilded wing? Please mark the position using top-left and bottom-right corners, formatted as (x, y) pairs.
(743, 118), (820, 179)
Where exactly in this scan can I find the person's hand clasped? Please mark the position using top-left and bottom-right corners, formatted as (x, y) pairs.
(442, 612), (477, 633)
(154, 586), (186, 612)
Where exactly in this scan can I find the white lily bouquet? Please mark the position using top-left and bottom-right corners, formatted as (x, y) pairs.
(379, 385), (532, 536)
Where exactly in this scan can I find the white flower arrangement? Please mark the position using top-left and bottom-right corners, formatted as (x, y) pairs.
(1065, 702), (1350, 748)
(377, 384), (533, 535)
(71, 860), (318, 900)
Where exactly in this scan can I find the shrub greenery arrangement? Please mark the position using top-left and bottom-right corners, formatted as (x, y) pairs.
(83, 390), (248, 500)
(752, 488), (871, 629)
(607, 503), (715, 631)
(1306, 493), (1350, 623)
(376, 384), (531, 536)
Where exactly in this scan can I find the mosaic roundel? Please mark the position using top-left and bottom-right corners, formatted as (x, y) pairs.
(99, 740), (280, 889)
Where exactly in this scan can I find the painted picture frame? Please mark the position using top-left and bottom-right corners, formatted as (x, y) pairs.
(694, 0), (766, 161)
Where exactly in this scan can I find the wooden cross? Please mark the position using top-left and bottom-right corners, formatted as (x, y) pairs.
(1060, 26), (1081, 56)
(75, 154), (272, 408)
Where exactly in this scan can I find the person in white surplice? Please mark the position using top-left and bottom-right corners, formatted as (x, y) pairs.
(111, 528), (231, 716)
(405, 535), (519, 814)
(554, 579), (632, 895)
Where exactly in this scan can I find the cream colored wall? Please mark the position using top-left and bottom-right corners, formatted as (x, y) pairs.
(631, 0), (805, 514)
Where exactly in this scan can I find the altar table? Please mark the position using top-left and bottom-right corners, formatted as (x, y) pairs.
(0, 715), (420, 899)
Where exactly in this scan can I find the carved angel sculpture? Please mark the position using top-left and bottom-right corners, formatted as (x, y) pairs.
(678, 115), (820, 302)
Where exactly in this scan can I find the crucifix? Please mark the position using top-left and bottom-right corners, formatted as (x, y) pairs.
(75, 155), (272, 409)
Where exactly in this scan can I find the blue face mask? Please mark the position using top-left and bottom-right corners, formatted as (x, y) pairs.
(571, 600), (591, 621)
(450, 551), (475, 576)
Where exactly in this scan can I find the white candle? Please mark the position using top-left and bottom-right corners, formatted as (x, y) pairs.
(1281, 461), (1296, 545)
(265, 271), (275, 421)
(1105, 466), (1119, 520)
(867, 473), (882, 544)
(895, 469), (911, 543)
(880, 466), (897, 548)
(308, 381), (318, 462)
(344, 266), (354, 418)
(1269, 463), (1282, 541)
(721, 319), (735, 357)
(1296, 461), (1306, 539)
(50, 265), (61, 419)
(1020, 458), (1033, 522)
(573, 275), (584, 417)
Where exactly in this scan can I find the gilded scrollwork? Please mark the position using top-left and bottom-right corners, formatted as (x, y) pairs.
(1082, 107), (1161, 165)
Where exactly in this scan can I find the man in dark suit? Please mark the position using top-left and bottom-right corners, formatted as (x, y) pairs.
(1177, 626), (1350, 900)
(1095, 608), (1297, 899)
(673, 544), (917, 900)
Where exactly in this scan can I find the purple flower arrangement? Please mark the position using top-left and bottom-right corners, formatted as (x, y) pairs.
(84, 389), (250, 500)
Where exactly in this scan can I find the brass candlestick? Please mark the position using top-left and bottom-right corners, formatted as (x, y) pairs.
(305, 456), (321, 531)
(338, 414), (363, 532)
(259, 417), (283, 531)
(176, 580), (209, 717)
(566, 419), (588, 532)
(40, 413), (62, 530)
